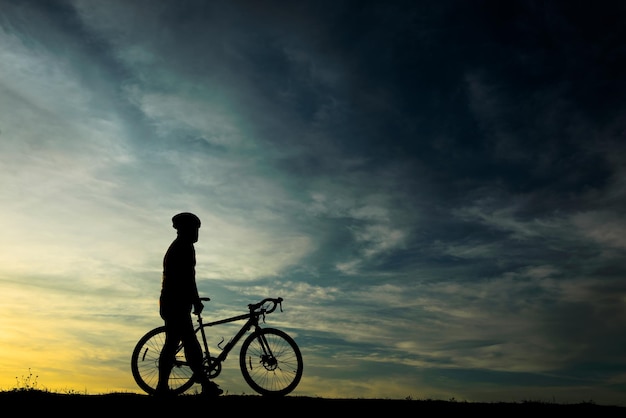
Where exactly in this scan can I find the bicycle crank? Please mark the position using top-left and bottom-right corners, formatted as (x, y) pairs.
(203, 356), (222, 378)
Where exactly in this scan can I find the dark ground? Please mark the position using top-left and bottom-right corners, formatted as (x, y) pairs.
(2, 391), (625, 415)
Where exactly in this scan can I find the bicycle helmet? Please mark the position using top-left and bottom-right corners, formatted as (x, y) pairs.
(172, 212), (201, 230)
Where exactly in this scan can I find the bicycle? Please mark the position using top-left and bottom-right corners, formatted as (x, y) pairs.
(131, 296), (303, 397)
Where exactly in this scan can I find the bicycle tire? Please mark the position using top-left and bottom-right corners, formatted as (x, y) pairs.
(130, 326), (195, 395)
(239, 327), (303, 396)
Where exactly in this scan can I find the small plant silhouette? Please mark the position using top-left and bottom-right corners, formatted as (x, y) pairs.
(12, 368), (42, 392)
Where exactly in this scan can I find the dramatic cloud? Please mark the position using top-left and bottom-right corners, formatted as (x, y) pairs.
(0, 0), (625, 405)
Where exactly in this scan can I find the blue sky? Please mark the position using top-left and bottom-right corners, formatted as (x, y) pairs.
(1, 0), (625, 405)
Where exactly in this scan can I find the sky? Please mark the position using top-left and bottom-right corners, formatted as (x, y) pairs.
(1, 0), (625, 405)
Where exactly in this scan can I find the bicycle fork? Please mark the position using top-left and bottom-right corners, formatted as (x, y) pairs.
(247, 328), (278, 371)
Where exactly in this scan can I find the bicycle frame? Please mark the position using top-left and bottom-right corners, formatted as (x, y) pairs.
(195, 307), (265, 374)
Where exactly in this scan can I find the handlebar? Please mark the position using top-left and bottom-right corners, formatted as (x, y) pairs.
(248, 297), (283, 314)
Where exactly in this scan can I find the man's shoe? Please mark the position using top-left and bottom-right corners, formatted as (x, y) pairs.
(201, 381), (223, 397)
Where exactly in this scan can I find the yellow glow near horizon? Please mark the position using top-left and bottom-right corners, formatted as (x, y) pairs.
(0, 276), (141, 393)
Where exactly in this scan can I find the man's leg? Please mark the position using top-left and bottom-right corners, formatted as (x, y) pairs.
(156, 321), (180, 394)
(180, 320), (207, 382)
(180, 319), (222, 396)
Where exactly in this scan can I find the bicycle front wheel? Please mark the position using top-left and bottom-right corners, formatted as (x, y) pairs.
(239, 328), (303, 396)
(130, 326), (195, 395)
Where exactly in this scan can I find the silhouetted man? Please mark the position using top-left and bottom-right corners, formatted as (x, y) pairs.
(156, 212), (222, 397)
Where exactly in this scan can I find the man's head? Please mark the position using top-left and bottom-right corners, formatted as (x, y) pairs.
(172, 212), (201, 242)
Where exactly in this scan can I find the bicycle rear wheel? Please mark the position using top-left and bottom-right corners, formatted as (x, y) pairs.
(239, 327), (303, 396)
(130, 326), (195, 395)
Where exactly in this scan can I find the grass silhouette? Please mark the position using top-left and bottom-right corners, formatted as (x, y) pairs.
(4, 370), (624, 415)
(2, 389), (624, 416)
